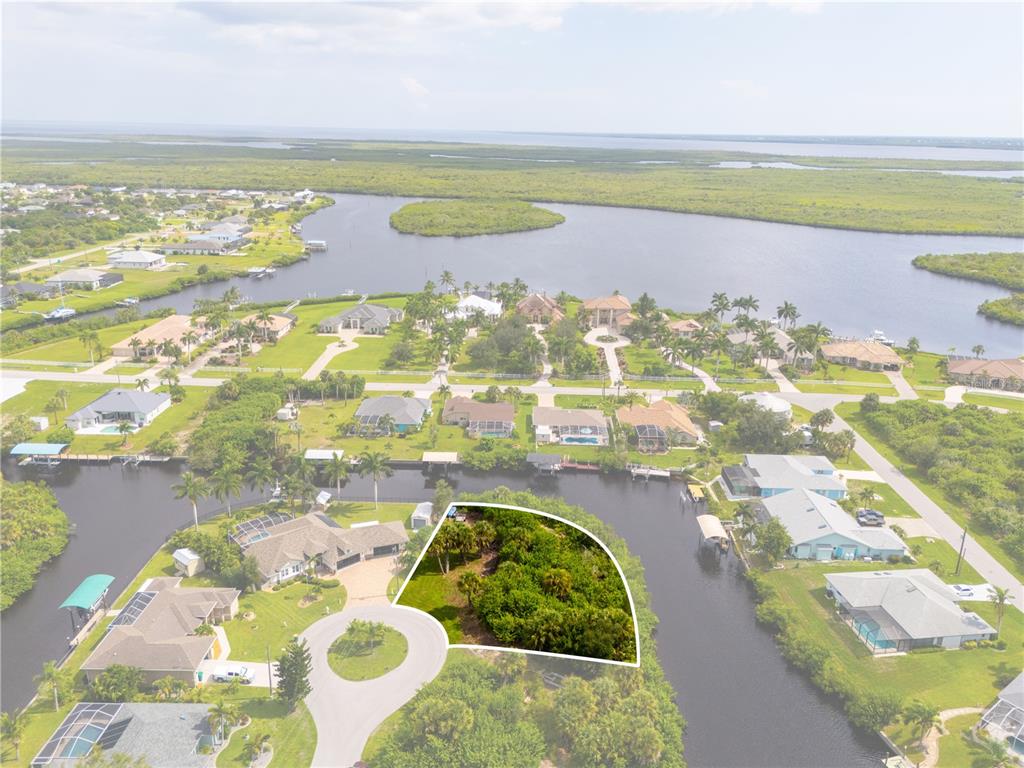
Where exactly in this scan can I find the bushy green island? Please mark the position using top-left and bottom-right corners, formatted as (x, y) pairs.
(0, 480), (70, 610)
(979, 293), (1024, 326)
(389, 199), (565, 237)
(912, 251), (1024, 291)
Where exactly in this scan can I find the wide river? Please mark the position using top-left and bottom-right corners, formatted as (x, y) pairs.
(125, 193), (1022, 356)
(1, 462), (886, 768)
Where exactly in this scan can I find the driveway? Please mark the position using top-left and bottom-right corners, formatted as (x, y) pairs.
(199, 658), (278, 688)
(336, 555), (401, 605)
(301, 604), (449, 768)
(302, 330), (360, 380)
(583, 327), (629, 385)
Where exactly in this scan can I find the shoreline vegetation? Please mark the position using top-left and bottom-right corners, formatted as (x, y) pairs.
(389, 198), (565, 237)
(4, 139), (1023, 236)
(0, 480), (70, 611)
(912, 252), (1024, 326)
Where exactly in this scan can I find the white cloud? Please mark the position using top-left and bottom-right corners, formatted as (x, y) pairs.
(401, 76), (430, 99)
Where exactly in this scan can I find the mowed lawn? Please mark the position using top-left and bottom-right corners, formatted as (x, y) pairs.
(963, 392), (1024, 413)
(325, 501), (417, 527)
(215, 691), (317, 768)
(793, 362), (897, 395)
(4, 318), (154, 362)
(395, 556), (465, 643)
(847, 479), (920, 518)
(901, 352), (948, 394)
(328, 626), (408, 681)
(325, 334), (432, 373)
(764, 563), (1021, 710)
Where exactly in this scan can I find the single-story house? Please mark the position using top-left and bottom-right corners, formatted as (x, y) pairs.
(81, 577), (239, 686)
(722, 454), (847, 500)
(111, 314), (209, 359)
(727, 326), (808, 363)
(12, 280), (58, 300)
(411, 502), (434, 530)
(825, 569), (996, 654)
(739, 391), (793, 421)
(354, 396), (431, 434)
(532, 406), (609, 446)
(31, 702), (213, 768)
(516, 293), (565, 324)
(668, 318), (702, 338)
(946, 358), (1024, 391)
(0, 285), (16, 309)
(581, 295), (633, 331)
(318, 304), (404, 335)
(441, 396), (515, 438)
(451, 294), (503, 321)
(155, 240), (232, 256)
(616, 400), (700, 451)
(107, 249), (167, 270)
(755, 489), (907, 561)
(820, 340), (904, 371)
(980, 672), (1024, 755)
(66, 389), (171, 431)
(46, 268), (123, 292)
(235, 513), (409, 586)
(241, 312), (296, 341)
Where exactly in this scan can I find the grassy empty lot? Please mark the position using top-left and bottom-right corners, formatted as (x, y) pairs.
(324, 334), (433, 374)
(395, 556), (465, 642)
(328, 625), (408, 681)
(793, 363), (898, 396)
(963, 392), (1024, 413)
(4, 318), (154, 362)
(901, 352), (947, 390)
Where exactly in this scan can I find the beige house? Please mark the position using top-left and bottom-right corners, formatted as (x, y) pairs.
(819, 340), (904, 371)
(241, 312), (296, 342)
(668, 318), (702, 338)
(516, 293), (565, 324)
(581, 295), (634, 331)
(442, 396), (515, 438)
(111, 314), (210, 359)
(532, 406), (609, 446)
(946, 358), (1024, 391)
(81, 577), (239, 687)
(616, 400), (700, 451)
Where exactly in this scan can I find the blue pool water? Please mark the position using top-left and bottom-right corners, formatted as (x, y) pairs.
(564, 436), (599, 445)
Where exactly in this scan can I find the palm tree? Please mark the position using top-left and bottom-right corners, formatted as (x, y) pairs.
(901, 700), (940, 746)
(439, 270), (456, 294)
(710, 292), (731, 322)
(210, 464), (242, 516)
(856, 486), (876, 509)
(776, 301), (799, 329)
(376, 414), (396, 438)
(974, 733), (1011, 768)
(709, 331), (730, 379)
(35, 661), (67, 711)
(117, 420), (133, 447)
(325, 453), (348, 495)
(208, 699), (241, 745)
(990, 586), (1013, 635)
(45, 396), (63, 426)
(0, 711), (26, 761)
(55, 387), (70, 410)
(357, 450), (393, 509)
(257, 308), (273, 341)
(173, 471), (209, 530)
(181, 330), (199, 364)
(437, 384), (452, 405)
(457, 572), (484, 608)
(135, 377), (149, 392)
(972, 344), (985, 358)
(129, 336), (144, 360)
(79, 329), (100, 366)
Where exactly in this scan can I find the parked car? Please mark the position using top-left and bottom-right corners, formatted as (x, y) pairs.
(857, 509), (885, 527)
(212, 663), (255, 684)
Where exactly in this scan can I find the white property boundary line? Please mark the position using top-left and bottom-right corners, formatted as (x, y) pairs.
(392, 501), (642, 669)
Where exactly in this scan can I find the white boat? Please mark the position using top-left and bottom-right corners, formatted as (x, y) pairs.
(44, 306), (77, 321)
(867, 330), (897, 346)
(115, 297), (139, 307)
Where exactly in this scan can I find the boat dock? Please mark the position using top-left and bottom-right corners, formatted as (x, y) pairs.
(304, 239), (328, 252)
(629, 463), (671, 480)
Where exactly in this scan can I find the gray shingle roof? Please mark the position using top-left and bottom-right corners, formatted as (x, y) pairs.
(758, 489), (906, 552)
(68, 389), (170, 422)
(319, 303), (402, 330)
(355, 396), (431, 425)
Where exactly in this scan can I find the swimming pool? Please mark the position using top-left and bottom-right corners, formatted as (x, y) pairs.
(564, 436), (599, 445)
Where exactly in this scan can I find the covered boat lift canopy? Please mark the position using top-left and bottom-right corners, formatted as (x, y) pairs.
(695, 514), (729, 549)
(60, 574), (115, 636)
(11, 443), (69, 456)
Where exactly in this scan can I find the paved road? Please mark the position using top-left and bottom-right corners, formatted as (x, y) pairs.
(300, 604), (448, 768)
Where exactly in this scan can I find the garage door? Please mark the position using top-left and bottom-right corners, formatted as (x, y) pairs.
(337, 553), (361, 570)
(373, 544), (400, 557)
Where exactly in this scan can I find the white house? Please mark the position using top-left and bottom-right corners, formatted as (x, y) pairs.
(451, 294), (503, 321)
(739, 392), (793, 421)
(756, 489), (907, 561)
(65, 389), (172, 431)
(107, 249), (167, 270)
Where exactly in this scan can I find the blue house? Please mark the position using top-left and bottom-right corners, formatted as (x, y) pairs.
(723, 454), (847, 500)
(354, 396), (431, 435)
(756, 489), (906, 561)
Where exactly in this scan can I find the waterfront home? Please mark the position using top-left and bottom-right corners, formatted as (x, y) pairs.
(66, 389), (172, 431)
(980, 672), (1024, 756)
(668, 318), (702, 338)
(318, 303), (404, 334)
(532, 406), (609, 446)
(411, 502), (434, 530)
(615, 400), (700, 451)
(155, 240), (232, 255)
(12, 280), (58, 300)
(946, 357), (1024, 391)
(516, 293), (565, 324)
(240, 312), (296, 342)
(825, 569), (996, 654)
(111, 314), (210, 358)
(739, 391), (793, 421)
(0, 285), (15, 309)
(581, 295), (634, 331)
(451, 293), (503, 321)
(46, 268), (123, 291)
(107, 249), (167, 270)
(819, 340), (904, 371)
(80, 577), (239, 686)
(722, 454), (847, 500)
(233, 512), (408, 586)
(32, 702), (214, 768)
(755, 489), (907, 561)
(354, 396), (431, 434)
(727, 326), (811, 365)
(442, 396), (515, 438)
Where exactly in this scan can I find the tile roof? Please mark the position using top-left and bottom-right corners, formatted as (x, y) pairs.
(615, 400), (699, 438)
(582, 295), (632, 311)
(532, 406), (608, 429)
(442, 396), (515, 423)
(820, 340), (903, 366)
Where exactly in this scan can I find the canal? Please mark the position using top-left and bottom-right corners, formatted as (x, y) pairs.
(1, 463), (883, 767)
(90, 193), (1023, 357)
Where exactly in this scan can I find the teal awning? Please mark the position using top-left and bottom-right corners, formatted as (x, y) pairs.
(60, 574), (115, 610)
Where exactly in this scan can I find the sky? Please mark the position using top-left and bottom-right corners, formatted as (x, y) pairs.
(2, 2), (1022, 138)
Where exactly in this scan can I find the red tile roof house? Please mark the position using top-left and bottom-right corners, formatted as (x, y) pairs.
(515, 293), (565, 324)
(946, 358), (1024, 391)
(581, 295), (634, 331)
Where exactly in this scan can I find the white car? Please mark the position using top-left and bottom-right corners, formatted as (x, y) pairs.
(211, 664), (255, 684)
